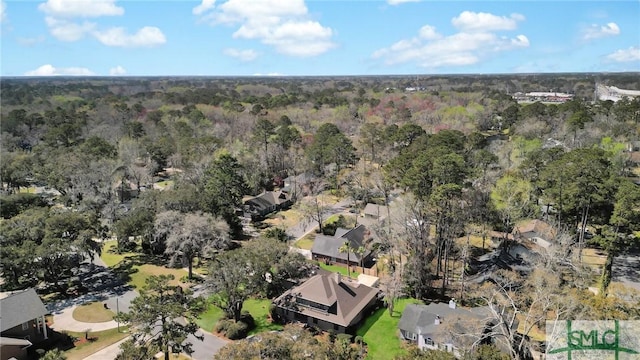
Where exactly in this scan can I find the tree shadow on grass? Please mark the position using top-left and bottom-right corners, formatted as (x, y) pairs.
(356, 307), (385, 336)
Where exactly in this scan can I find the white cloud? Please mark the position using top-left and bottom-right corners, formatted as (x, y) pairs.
(38, 0), (123, 18)
(93, 26), (166, 47)
(25, 64), (95, 76)
(452, 11), (524, 32)
(606, 47), (640, 62)
(373, 10), (529, 69)
(193, 0), (216, 15)
(223, 48), (258, 61)
(109, 65), (127, 75)
(1, 0), (6, 23)
(195, 0), (335, 57)
(582, 22), (620, 40)
(418, 25), (441, 40)
(387, 0), (420, 5)
(45, 16), (95, 41)
(17, 36), (47, 46)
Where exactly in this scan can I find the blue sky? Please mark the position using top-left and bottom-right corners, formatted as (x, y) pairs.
(0, 0), (639, 76)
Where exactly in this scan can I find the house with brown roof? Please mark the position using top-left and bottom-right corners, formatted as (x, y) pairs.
(312, 224), (374, 268)
(272, 272), (380, 334)
(0, 289), (49, 360)
(512, 219), (556, 249)
(243, 190), (292, 221)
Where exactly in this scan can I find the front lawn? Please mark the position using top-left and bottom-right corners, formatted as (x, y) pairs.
(100, 240), (188, 289)
(72, 302), (115, 323)
(357, 298), (423, 360)
(64, 327), (129, 360)
(196, 298), (282, 335)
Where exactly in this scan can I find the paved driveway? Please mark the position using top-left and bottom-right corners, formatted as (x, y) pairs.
(188, 331), (229, 360)
(613, 252), (640, 292)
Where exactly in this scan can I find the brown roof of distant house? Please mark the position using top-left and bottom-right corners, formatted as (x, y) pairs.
(275, 272), (379, 327)
(513, 219), (555, 241)
(489, 231), (515, 241)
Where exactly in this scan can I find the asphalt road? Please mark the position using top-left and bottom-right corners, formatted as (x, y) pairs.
(613, 252), (640, 292)
(188, 331), (229, 360)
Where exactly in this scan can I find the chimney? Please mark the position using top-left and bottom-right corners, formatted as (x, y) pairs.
(449, 299), (456, 309)
(333, 272), (341, 284)
(435, 315), (441, 325)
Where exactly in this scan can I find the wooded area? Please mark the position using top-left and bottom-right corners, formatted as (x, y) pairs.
(1, 73), (639, 359)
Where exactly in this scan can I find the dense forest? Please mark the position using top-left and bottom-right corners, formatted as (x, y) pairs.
(1, 73), (640, 359)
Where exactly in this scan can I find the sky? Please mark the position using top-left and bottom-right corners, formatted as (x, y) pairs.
(0, 0), (639, 77)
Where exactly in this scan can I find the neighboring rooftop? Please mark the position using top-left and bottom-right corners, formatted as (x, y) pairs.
(398, 301), (491, 338)
(0, 288), (48, 333)
(312, 224), (373, 263)
(276, 272), (379, 327)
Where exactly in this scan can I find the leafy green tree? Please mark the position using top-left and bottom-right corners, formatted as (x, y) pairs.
(359, 122), (383, 162)
(206, 248), (255, 322)
(163, 211), (231, 280)
(253, 118), (275, 155)
(202, 154), (247, 235)
(539, 148), (613, 260)
(273, 115), (301, 150)
(599, 179), (640, 293)
(116, 275), (206, 360)
(81, 136), (117, 159)
(305, 123), (357, 176)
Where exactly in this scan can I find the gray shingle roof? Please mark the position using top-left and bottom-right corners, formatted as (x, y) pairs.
(312, 224), (372, 263)
(398, 302), (490, 337)
(0, 288), (48, 332)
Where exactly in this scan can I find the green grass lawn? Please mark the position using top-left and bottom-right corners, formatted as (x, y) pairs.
(64, 327), (129, 360)
(196, 298), (282, 335)
(357, 298), (423, 360)
(319, 262), (360, 278)
(243, 298), (283, 335)
(100, 240), (187, 289)
(72, 302), (115, 323)
(195, 302), (225, 333)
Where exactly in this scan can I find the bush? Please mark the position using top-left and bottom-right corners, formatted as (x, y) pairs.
(225, 321), (249, 340)
(239, 312), (255, 331)
(214, 319), (232, 334)
(354, 335), (365, 345)
(327, 329), (336, 343)
(336, 333), (352, 343)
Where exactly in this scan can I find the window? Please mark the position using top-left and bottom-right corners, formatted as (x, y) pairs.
(333, 324), (339, 331)
(312, 318), (317, 324)
(425, 337), (434, 346)
(22, 322), (29, 331)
